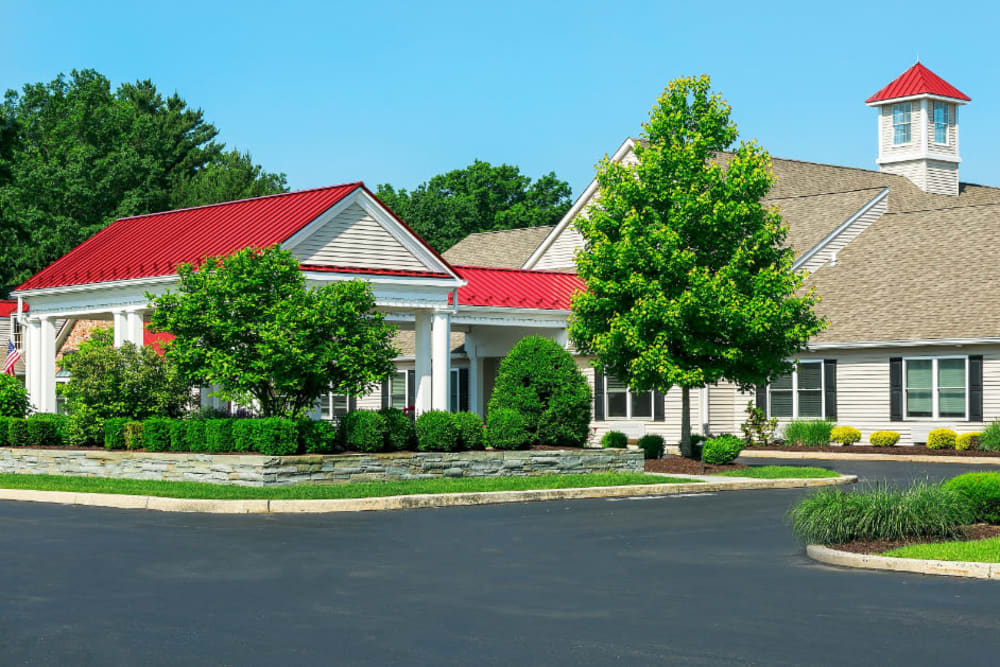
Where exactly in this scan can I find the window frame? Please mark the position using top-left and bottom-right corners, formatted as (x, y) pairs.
(903, 355), (968, 420)
(767, 361), (825, 419)
(317, 391), (349, 421)
(388, 370), (409, 411)
(932, 102), (950, 145)
(603, 375), (655, 420)
(892, 102), (912, 145)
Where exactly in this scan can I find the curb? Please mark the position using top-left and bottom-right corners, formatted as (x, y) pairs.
(806, 544), (1000, 580)
(665, 446), (1000, 465)
(0, 474), (855, 514)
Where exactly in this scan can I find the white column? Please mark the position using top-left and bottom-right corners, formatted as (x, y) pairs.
(112, 309), (127, 348)
(465, 333), (481, 416)
(431, 310), (451, 411)
(37, 317), (57, 413)
(413, 311), (432, 414)
(124, 309), (145, 346)
(25, 318), (42, 412)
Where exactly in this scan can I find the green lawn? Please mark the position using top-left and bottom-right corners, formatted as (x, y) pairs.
(0, 472), (694, 501)
(882, 535), (1000, 563)
(716, 465), (840, 479)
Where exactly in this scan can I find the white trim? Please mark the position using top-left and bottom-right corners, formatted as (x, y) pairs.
(807, 337), (1000, 351)
(792, 188), (888, 272)
(602, 375), (655, 420)
(523, 137), (636, 270)
(902, 355), (968, 421)
(13, 274), (176, 298)
(866, 93), (970, 107)
(767, 361), (824, 420)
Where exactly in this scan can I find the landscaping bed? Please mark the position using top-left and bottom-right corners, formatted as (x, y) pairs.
(644, 456), (747, 475)
(832, 524), (1000, 555)
(748, 444), (1000, 457)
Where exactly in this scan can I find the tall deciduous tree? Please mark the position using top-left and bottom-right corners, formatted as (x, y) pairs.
(375, 160), (571, 251)
(148, 246), (398, 418)
(569, 75), (825, 457)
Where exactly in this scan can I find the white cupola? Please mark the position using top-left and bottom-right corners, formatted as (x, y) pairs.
(866, 63), (970, 196)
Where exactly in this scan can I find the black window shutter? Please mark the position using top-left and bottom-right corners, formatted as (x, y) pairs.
(823, 360), (837, 420)
(969, 355), (983, 422)
(380, 377), (390, 409)
(755, 385), (767, 412)
(459, 368), (469, 412)
(653, 391), (665, 421)
(594, 367), (605, 421)
(407, 370), (415, 410)
(889, 357), (903, 421)
(348, 395), (357, 413)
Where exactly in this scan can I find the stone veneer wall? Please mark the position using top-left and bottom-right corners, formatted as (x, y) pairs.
(0, 448), (644, 487)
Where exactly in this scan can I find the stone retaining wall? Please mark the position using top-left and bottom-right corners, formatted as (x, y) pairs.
(0, 448), (644, 487)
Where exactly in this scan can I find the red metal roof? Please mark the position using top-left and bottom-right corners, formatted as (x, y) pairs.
(143, 326), (174, 356)
(16, 182), (456, 292)
(866, 63), (970, 103)
(452, 266), (585, 310)
(0, 301), (28, 317)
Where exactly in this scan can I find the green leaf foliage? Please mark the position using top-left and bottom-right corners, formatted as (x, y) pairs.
(340, 411), (388, 453)
(124, 421), (144, 450)
(104, 418), (129, 450)
(943, 473), (1000, 524)
(205, 419), (235, 453)
(601, 431), (628, 449)
(26, 414), (68, 447)
(569, 75), (825, 455)
(702, 435), (744, 465)
(487, 336), (592, 447)
(484, 408), (529, 450)
(148, 246), (398, 418)
(0, 374), (29, 417)
(298, 419), (337, 454)
(379, 407), (415, 452)
(143, 417), (172, 452)
(8, 418), (30, 447)
(637, 434), (665, 460)
(451, 411), (484, 450)
(375, 160), (571, 251)
(415, 410), (461, 452)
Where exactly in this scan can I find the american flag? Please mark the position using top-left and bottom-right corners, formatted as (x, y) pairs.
(4, 339), (20, 376)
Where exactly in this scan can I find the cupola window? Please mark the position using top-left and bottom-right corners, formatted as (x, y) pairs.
(933, 102), (950, 144)
(892, 103), (911, 144)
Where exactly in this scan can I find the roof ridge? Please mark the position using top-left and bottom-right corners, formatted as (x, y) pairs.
(767, 186), (887, 202)
(114, 182), (364, 223)
(884, 200), (1000, 217)
(458, 225), (555, 238)
(453, 264), (579, 276)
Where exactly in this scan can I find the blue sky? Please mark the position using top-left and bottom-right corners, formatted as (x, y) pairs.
(4, 0), (998, 197)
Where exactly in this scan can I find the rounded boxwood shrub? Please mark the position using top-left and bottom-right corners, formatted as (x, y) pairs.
(484, 408), (529, 450)
(143, 418), (173, 452)
(416, 410), (461, 452)
(943, 472), (1000, 524)
(451, 411), (484, 451)
(601, 431), (628, 449)
(124, 421), (144, 450)
(104, 417), (130, 450)
(8, 418), (30, 447)
(926, 428), (957, 450)
(487, 336), (591, 447)
(956, 432), (982, 451)
(0, 374), (29, 418)
(869, 430), (900, 447)
(702, 434), (744, 465)
(26, 414), (69, 447)
(255, 417), (299, 456)
(637, 434), (665, 460)
(205, 419), (235, 453)
(830, 426), (861, 446)
(379, 408), (415, 451)
(341, 410), (388, 453)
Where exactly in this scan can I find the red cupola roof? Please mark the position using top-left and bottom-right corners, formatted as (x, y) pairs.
(866, 63), (970, 104)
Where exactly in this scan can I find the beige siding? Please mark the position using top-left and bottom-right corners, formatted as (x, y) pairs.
(533, 224), (584, 271)
(291, 203), (430, 271)
(925, 160), (959, 196)
(800, 194), (888, 273)
(881, 159), (927, 191)
(880, 102), (921, 159)
(708, 382), (739, 435)
(927, 102), (958, 156)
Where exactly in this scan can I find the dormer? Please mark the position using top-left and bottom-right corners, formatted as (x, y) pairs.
(866, 63), (970, 196)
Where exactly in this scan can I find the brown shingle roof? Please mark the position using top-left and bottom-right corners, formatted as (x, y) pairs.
(442, 226), (553, 268)
(392, 330), (466, 358)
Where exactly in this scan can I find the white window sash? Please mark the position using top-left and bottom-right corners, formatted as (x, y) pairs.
(603, 376), (654, 420)
(768, 361), (824, 419)
(902, 355), (968, 420)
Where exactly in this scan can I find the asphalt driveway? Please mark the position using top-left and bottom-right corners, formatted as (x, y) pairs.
(1, 459), (999, 666)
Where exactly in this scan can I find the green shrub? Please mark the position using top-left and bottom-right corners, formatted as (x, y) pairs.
(956, 432), (982, 451)
(485, 408), (529, 450)
(168, 420), (189, 452)
(298, 419), (336, 454)
(783, 419), (835, 447)
(8, 418), (30, 447)
(830, 426), (861, 446)
(204, 419), (235, 453)
(379, 408), (415, 452)
(143, 418), (173, 452)
(869, 430), (900, 447)
(66, 406), (106, 447)
(341, 411), (388, 453)
(790, 482), (975, 545)
(601, 431), (628, 449)
(184, 420), (207, 452)
(741, 401), (778, 447)
(637, 434), (665, 460)
(487, 336), (591, 447)
(702, 434), (744, 465)
(979, 420), (1000, 452)
(451, 411), (484, 450)
(231, 419), (257, 453)
(104, 417), (130, 450)
(0, 416), (10, 447)
(944, 473), (1000, 524)
(0, 374), (29, 417)
(255, 418), (299, 456)
(26, 414), (69, 447)
(926, 428), (957, 450)
(416, 410), (461, 452)
(124, 421), (144, 450)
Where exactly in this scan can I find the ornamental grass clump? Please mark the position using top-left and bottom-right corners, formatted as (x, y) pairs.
(783, 419), (834, 447)
(979, 420), (1000, 452)
(926, 428), (957, 450)
(702, 434), (744, 465)
(789, 482), (974, 545)
(829, 426), (861, 446)
(944, 473), (1000, 524)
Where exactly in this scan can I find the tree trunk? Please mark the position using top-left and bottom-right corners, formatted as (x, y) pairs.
(680, 385), (692, 458)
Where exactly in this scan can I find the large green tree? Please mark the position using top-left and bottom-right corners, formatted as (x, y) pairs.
(375, 160), (572, 251)
(148, 246), (398, 418)
(0, 69), (286, 296)
(569, 75), (825, 457)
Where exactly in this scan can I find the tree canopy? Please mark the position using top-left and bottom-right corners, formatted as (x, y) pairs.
(0, 69), (287, 296)
(147, 246), (398, 418)
(568, 75), (825, 456)
(375, 160), (572, 251)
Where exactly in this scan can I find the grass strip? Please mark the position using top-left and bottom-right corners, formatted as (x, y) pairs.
(716, 466), (839, 479)
(882, 535), (1000, 563)
(0, 472), (693, 501)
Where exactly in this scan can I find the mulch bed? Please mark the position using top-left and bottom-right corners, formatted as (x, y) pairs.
(832, 524), (1000, 555)
(644, 455), (747, 475)
(749, 444), (1000, 457)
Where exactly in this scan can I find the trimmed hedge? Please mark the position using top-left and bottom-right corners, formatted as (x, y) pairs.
(416, 410), (461, 452)
(299, 419), (336, 454)
(205, 419), (235, 453)
(256, 418), (299, 456)
(379, 408), (414, 452)
(451, 411), (484, 451)
(26, 414), (69, 447)
(0, 416), (10, 447)
(956, 432), (982, 452)
(8, 418), (30, 448)
(944, 472), (1000, 524)
(637, 434), (665, 460)
(926, 428), (957, 450)
(124, 421), (144, 450)
(104, 418), (130, 450)
(185, 420), (208, 452)
(870, 430), (900, 447)
(232, 419), (256, 453)
(143, 418), (173, 452)
(341, 411), (388, 453)
(601, 431), (628, 449)
(168, 420), (189, 452)
(830, 426), (861, 446)
(67, 407), (105, 447)
(485, 408), (529, 450)
(702, 435), (744, 465)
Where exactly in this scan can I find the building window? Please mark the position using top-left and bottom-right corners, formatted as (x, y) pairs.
(448, 368), (470, 413)
(933, 102), (950, 144)
(318, 392), (349, 421)
(11, 317), (22, 351)
(388, 370), (408, 410)
(905, 357), (966, 419)
(768, 361), (823, 418)
(604, 376), (654, 419)
(892, 103), (911, 144)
